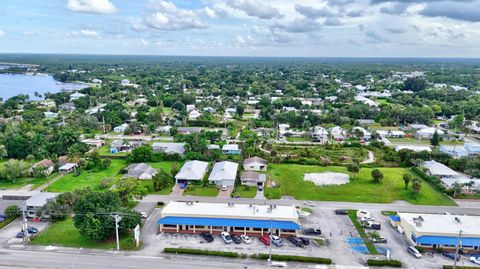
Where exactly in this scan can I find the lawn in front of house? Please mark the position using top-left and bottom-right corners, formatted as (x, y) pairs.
(267, 164), (455, 205)
(183, 185), (219, 197)
(31, 218), (135, 250)
(0, 173), (59, 190)
(45, 159), (126, 192)
(232, 185), (257, 198)
(97, 145), (128, 157)
(148, 161), (182, 173)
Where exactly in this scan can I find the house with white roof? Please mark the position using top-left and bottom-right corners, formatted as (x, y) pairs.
(113, 123), (129, 133)
(240, 171), (267, 187)
(243, 156), (268, 171)
(352, 126), (371, 141)
(311, 126), (329, 143)
(43, 111), (58, 119)
(422, 160), (459, 178)
(208, 161), (238, 187)
(58, 163), (78, 174)
(395, 145), (432, 152)
(175, 161), (209, 185)
(152, 142), (185, 155)
(331, 126), (346, 141)
(70, 92), (86, 101)
(377, 130), (405, 138)
(415, 128), (443, 140)
(440, 145), (469, 158)
(188, 109), (201, 120)
(125, 163), (157, 180)
(186, 104), (196, 112)
(222, 144), (241, 155)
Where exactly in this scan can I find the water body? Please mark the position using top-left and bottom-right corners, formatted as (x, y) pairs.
(0, 74), (88, 101)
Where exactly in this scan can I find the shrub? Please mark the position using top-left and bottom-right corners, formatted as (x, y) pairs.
(250, 254), (332, 264)
(443, 266), (478, 269)
(164, 248), (239, 258)
(415, 245), (424, 253)
(122, 237), (139, 250)
(4, 205), (20, 219)
(366, 259), (402, 267)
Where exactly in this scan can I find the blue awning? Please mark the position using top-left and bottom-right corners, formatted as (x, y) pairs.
(158, 216), (301, 230)
(389, 215), (400, 222)
(416, 236), (480, 247)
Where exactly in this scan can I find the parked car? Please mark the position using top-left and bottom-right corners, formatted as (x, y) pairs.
(407, 246), (422, 258)
(371, 236), (387, 243)
(16, 231), (27, 238)
(0, 216), (5, 222)
(200, 232), (214, 243)
(356, 210), (371, 219)
(270, 235), (283, 247)
(299, 237), (310, 245)
(363, 221), (381, 230)
(140, 212), (148, 218)
(221, 185), (228, 191)
(270, 261), (287, 267)
(21, 227), (38, 234)
(470, 257), (480, 265)
(231, 234), (242, 244)
(303, 228), (322, 235)
(442, 252), (460, 261)
(240, 235), (252, 244)
(257, 186), (263, 191)
(335, 209), (348, 215)
(259, 235), (270, 246)
(220, 232), (233, 244)
(288, 236), (303, 247)
(303, 201), (315, 207)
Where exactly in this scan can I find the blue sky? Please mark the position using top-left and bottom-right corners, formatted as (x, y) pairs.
(0, 0), (479, 57)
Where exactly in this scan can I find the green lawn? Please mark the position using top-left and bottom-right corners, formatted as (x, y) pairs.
(1, 174), (54, 190)
(232, 185), (257, 198)
(97, 145), (128, 157)
(148, 161), (182, 173)
(183, 185), (219, 197)
(45, 159), (126, 192)
(286, 137), (310, 142)
(390, 137), (463, 146)
(267, 164), (455, 205)
(32, 218), (134, 250)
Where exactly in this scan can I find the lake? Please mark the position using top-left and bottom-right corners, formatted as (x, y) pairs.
(0, 74), (88, 101)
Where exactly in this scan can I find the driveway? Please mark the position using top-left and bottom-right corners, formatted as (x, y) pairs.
(170, 184), (185, 197)
(254, 188), (265, 199)
(216, 186), (232, 198)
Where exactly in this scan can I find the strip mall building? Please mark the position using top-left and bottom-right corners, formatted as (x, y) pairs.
(158, 201), (301, 237)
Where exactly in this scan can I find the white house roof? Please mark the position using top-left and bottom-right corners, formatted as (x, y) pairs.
(244, 156), (268, 165)
(395, 145), (432, 152)
(423, 160), (459, 177)
(59, 163), (77, 170)
(175, 161), (209, 180)
(25, 192), (58, 207)
(440, 177), (479, 189)
(208, 161), (238, 181)
(417, 128), (442, 135)
(222, 144), (239, 151)
(152, 142), (186, 155)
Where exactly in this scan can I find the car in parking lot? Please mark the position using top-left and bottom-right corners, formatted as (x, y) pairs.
(470, 256), (480, 265)
(270, 235), (283, 247)
(303, 201), (315, 207)
(140, 212), (148, 218)
(299, 237), (310, 245)
(23, 227), (39, 234)
(288, 236), (303, 247)
(240, 235), (252, 244)
(335, 209), (348, 215)
(220, 232), (233, 244)
(303, 228), (321, 235)
(259, 235), (270, 246)
(372, 237), (387, 243)
(407, 246), (422, 258)
(442, 252), (460, 261)
(221, 185), (228, 191)
(362, 221), (381, 230)
(200, 232), (214, 243)
(231, 234), (242, 244)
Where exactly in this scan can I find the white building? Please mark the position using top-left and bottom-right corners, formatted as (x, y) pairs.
(331, 126), (347, 141)
(70, 92), (86, 101)
(395, 145), (432, 152)
(208, 161), (238, 187)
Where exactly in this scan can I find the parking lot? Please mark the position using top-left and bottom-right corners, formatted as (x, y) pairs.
(0, 218), (49, 247)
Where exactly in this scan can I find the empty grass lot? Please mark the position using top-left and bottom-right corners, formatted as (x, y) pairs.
(183, 185), (219, 197)
(232, 185), (257, 198)
(31, 218), (134, 250)
(267, 164), (455, 206)
(0, 173), (58, 190)
(45, 159), (126, 192)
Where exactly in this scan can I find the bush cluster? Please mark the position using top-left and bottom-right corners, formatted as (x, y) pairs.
(164, 248), (240, 258)
(366, 259), (402, 267)
(251, 254), (332, 264)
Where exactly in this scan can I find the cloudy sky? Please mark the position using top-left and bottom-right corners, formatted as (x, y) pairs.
(0, 0), (479, 57)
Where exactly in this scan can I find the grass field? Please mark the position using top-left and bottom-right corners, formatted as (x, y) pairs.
(97, 145), (128, 157)
(183, 185), (219, 197)
(31, 218), (134, 250)
(267, 164), (455, 205)
(0, 173), (58, 190)
(232, 185), (257, 198)
(271, 145), (368, 163)
(46, 159), (126, 192)
(389, 137), (463, 145)
(148, 161), (182, 173)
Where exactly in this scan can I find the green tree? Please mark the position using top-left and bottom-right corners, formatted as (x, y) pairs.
(403, 173), (412, 189)
(430, 130), (440, 147)
(0, 145), (7, 158)
(411, 178), (422, 198)
(346, 162), (360, 179)
(452, 114), (464, 130)
(451, 182), (463, 198)
(1, 159), (30, 182)
(371, 169), (384, 183)
(4, 205), (20, 219)
(114, 177), (148, 205)
(127, 145), (153, 163)
(152, 169), (174, 191)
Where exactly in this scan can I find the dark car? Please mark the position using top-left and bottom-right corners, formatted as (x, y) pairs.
(231, 234), (242, 244)
(16, 231), (26, 238)
(288, 237), (304, 247)
(200, 232), (214, 243)
(22, 227), (39, 234)
(335, 209), (348, 215)
(303, 228), (322, 235)
(0, 217), (5, 222)
(299, 237), (310, 245)
(442, 252), (460, 261)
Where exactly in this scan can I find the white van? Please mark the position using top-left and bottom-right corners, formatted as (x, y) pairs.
(356, 210), (371, 219)
(271, 261), (287, 267)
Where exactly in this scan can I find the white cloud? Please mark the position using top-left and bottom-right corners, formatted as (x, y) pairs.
(74, 29), (100, 37)
(67, 0), (117, 14)
(0, 30), (5, 37)
(144, 1), (208, 31)
(228, 0), (282, 19)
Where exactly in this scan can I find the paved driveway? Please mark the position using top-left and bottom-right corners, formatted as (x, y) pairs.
(170, 184), (184, 197)
(216, 186), (232, 198)
(254, 189), (265, 199)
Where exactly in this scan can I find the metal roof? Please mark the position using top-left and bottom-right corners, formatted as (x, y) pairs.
(158, 216), (301, 230)
(175, 160), (209, 180)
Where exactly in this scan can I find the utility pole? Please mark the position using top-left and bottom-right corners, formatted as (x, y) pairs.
(102, 116), (106, 134)
(268, 218), (273, 268)
(22, 210), (29, 245)
(453, 229), (463, 269)
(114, 213), (122, 251)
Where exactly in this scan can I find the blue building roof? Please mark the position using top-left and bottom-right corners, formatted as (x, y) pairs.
(158, 216), (301, 230)
(416, 236), (480, 247)
(389, 215), (400, 222)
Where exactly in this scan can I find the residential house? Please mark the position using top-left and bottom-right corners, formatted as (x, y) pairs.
(186, 104), (196, 112)
(70, 92), (86, 101)
(110, 140), (131, 153)
(125, 163), (157, 180)
(156, 125), (171, 135)
(395, 145), (432, 152)
(422, 160), (459, 178)
(311, 126), (329, 143)
(59, 163), (78, 174)
(330, 126), (346, 141)
(405, 123), (429, 131)
(352, 126), (371, 141)
(415, 128), (444, 140)
(465, 143), (480, 156)
(202, 107), (216, 113)
(240, 171), (266, 187)
(208, 161), (239, 187)
(31, 159), (55, 176)
(222, 144), (241, 155)
(377, 130), (405, 138)
(59, 102), (76, 111)
(188, 109), (201, 120)
(81, 139), (104, 148)
(152, 142), (186, 155)
(207, 144), (220, 150)
(43, 111), (58, 119)
(177, 127), (202, 135)
(25, 192), (58, 218)
(440, 145), (469, 158)
(243, 156), (268, 172)
(114, 123), (129, 133)
(174, 160), (209, 185)
(356, 119), (375, 127)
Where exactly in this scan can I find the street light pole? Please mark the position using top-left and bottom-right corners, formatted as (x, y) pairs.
(114, 214), (122, 251)
(453, 230), (463, 269)
(268, 218), (272, 268)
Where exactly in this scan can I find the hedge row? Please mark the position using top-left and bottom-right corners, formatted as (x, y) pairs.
(251, 254), (332, 264)
(411, 167), (447, 193)
(443, 266), (478, 269)
(367, 259), (402, 267)
(164, 248), (241, 258)
(0, 218), (16, 230)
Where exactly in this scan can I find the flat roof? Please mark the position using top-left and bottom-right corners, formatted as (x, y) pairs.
(25, 192), (58, 207)
(398, 213), (480, 237)
(158, 216), (301, 230)
(161, 201), (299, 222)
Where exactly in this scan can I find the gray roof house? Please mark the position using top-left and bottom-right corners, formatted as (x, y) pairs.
(240, 171), (266, 187)
(422, 160), (459, 178)
(208, 161), (238, 187)
(175, 160), (209, 184)
(125, 163), (157, 180)
(177, 127), (203, 134)
(152, 142), (186, 155)
(25, 192), (58, 218)
(243, 156), (268, 171)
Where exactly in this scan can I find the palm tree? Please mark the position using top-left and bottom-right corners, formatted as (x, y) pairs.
(412, 178), (422, 198)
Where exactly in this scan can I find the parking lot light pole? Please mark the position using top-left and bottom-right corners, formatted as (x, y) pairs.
(453, 230), (463, 269)
(268, 218), (272, 268)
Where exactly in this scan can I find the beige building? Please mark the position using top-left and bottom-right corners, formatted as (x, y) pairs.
(158, 201), (301, 237)
(391, 213), (480, 251)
